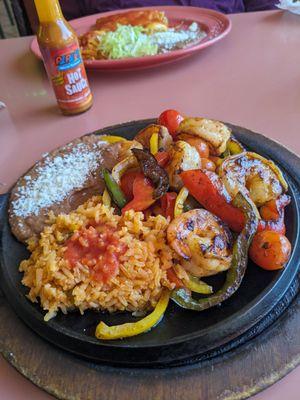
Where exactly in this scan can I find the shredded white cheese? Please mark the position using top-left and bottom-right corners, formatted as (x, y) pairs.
(12, 143), (101, 217)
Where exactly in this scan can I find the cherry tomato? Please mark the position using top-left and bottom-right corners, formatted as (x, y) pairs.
(249, 231), (291, 270)
(201, 158), (216, 172)
(177, 134), (210, 158)
(158, 109), (184, 136)
(120, 170), (141, 201)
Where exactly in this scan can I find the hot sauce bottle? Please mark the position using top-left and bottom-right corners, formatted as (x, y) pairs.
(34, 0), (93, 115)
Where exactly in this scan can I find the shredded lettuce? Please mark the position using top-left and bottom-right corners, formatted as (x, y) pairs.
(97, 25), (158, 59)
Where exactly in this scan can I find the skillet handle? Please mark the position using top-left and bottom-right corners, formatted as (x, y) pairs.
(0, 193), (9, 299)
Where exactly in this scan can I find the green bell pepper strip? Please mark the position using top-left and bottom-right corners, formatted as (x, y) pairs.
(102, 168), (127, 209)
(171, 192), (259, 311)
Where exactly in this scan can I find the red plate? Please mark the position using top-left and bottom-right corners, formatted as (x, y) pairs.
(30, 6), (231, 71)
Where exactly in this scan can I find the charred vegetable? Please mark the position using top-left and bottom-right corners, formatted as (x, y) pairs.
(171, 192), (258, 311)
(181, 169), (245, 232)
(132, 148), (169, 199)
(134, 124), (173, 151)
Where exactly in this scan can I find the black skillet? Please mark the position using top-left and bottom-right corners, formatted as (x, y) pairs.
(0, 120), (299, 367)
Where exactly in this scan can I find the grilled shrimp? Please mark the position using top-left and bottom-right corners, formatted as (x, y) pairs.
(178, 118), (231, 155)
(134, 124), (173, 151)
(219, 152), (287, 207)
(166, 140), (201, 190)
(167, 209), (233, 277)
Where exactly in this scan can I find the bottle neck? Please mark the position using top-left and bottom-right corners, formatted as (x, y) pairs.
(34, 0), (64, 22)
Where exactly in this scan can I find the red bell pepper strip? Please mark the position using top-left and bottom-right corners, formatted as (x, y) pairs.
(120, 170), (141, 201)
(155, 151), (170, 168)
(258, 194), (290, 234)
(122, 174), (155, 213)
(180, 170), (245, 232)
(160, 192), (177, 220)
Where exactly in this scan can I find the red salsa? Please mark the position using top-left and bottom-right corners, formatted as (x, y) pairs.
(64, 223), (127, 283)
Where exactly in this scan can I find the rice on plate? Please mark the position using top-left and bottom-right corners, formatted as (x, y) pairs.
(20, 196), (175, 321)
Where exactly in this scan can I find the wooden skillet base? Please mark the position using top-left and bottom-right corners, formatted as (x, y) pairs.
(1, 282), (300, 400)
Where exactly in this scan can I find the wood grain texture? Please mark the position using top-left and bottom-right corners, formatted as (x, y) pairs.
(1, 290), (300, 400)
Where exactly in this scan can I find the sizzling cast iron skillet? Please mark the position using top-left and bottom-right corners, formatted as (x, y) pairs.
(0, 120), (299, 367)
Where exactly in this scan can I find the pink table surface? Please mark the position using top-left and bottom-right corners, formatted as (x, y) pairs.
(0, 8), (300, 400)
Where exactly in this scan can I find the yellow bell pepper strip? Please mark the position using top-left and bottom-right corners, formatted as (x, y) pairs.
(171, 192), (258, 311)
(102, 188), (111, 207)
(103, 169), (127, 209)
(95, 290), (170, 340)
(99, 135), (126, 144)
(111, 156), (138, 185)
(149, 132), (159, 155)
(174, 187), (189, 217)
(184, 274), (213, 295)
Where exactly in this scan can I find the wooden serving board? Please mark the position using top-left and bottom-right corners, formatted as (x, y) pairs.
(1, 288), (300, 400)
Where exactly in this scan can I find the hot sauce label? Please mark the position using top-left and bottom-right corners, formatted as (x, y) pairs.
(41, 42), (91, 110)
